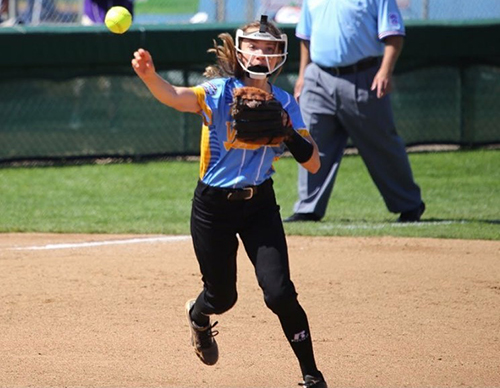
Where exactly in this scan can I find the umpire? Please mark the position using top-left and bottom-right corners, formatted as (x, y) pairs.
(285, 0), (426, 223)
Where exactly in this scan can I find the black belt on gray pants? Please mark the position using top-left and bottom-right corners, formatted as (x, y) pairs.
(317, 57), (380, 76)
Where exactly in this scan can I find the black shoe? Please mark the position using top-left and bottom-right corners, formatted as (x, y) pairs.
(299, 374), (328, 388)
(185, 299), (219, 365)
(284, 213), (321, 222)
(397, 201), (426, 223)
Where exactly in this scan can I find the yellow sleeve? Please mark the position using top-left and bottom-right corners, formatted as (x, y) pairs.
(190, 86), (212, 126)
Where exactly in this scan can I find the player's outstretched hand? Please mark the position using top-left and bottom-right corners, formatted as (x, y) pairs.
(132, 48), (156, 80)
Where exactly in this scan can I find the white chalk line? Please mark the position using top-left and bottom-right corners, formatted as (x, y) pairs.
(6, 221), (471, 250)
(10, 235), (191, 251)
(318, 220), (467, 230)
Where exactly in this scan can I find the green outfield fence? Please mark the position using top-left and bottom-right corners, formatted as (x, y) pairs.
(1, 20), (500, 162)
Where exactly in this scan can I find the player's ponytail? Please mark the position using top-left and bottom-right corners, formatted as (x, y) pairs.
(204, 33), (244, 79)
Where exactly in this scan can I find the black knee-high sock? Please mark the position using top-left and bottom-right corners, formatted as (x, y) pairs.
(277, 303), (320, 377)
(190, 295), (210, 327)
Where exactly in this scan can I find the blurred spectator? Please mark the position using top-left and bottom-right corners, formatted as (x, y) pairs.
(259, 0), (302, 22)
(82, 0), (134, 25)
(0, 0), (7, 17)
(274, 5), (301, 24)
(0, 0), (9, 24)
(190, 11), (208, 24)
(3, 0), (79, 25)
(18, 0), (57, 24)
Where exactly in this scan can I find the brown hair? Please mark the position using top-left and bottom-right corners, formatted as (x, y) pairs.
(203, 20), (286, 80)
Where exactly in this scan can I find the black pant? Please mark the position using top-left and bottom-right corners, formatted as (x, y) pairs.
(189, 179), (320, 377)
(190, 179), (298, 315)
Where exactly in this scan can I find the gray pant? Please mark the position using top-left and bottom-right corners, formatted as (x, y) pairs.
(294, 62), (422, 218)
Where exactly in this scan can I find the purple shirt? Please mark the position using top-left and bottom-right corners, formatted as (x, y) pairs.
(83, 0), (134, 23)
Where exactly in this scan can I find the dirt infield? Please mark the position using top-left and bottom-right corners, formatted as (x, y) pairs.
(1, 233), (499, 388)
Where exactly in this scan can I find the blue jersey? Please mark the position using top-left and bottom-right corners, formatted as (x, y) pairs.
(191, 78), (308, 189)
(296, 0), (405, 67)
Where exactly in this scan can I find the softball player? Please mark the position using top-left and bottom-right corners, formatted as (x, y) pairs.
(132, 16), (327, 388)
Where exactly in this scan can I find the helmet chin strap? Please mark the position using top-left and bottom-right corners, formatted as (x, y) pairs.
(246, 65), (270, 80)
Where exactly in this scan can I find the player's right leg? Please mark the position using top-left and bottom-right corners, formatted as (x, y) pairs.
(186, 181), (240, 365)
(185, 298), (219, 366)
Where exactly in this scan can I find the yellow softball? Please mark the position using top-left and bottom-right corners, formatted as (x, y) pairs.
(104, 6), (132, 34)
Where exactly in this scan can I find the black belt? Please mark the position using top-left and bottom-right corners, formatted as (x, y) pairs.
(197, 179), (272, 201)
(317, 57), (380, 76)
(226, 186), (257, 201)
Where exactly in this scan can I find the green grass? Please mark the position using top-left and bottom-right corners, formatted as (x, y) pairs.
(135, 0), (200, 15)
(0, 149), (499, 239)
(274, 149), (500, 240)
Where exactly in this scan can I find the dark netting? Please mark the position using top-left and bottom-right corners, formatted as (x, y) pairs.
(0, 71), (204, 160)
(3, 65), (499, 162)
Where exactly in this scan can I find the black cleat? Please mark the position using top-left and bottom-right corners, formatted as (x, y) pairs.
(185, 299), (219, 366)
(284, 213), (321, 222)
(299, 374), (328, 388)
(397, 201), (426, 223)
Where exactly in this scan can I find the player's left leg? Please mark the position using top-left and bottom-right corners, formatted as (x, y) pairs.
(238, 185), (327, 387)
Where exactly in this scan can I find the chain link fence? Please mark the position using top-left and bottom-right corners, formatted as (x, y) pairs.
(2, 62), (499, 162)
(1, 0), (500, 26)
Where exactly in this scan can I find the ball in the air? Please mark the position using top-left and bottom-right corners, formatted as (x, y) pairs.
(105, 6), (132, 34)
